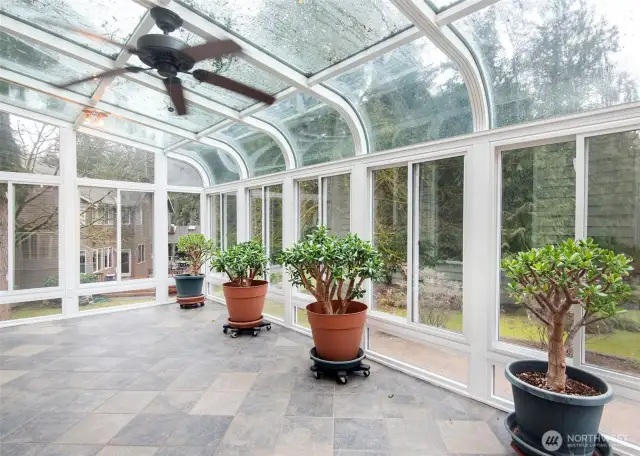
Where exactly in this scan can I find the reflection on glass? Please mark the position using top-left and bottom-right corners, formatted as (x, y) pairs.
(296, 307), (311, 329)
(176, 0), (410, 73)
(168, 192), (201, 278)
(249, 188), (263, 243)
(86, 115), (183, 149)
(179, 142), (240, 185)
(455, 0), (640, 127)
(0, 80), (83, 121)
(264, 297), (285, 320)
(0, 183), (6, 291)
(372, 167), (408, 316)
(327, 37), (472, 152)
(79, 187), (117, 284)
(585, 131), (640, 377)
(267, 184), (283, 289)
(369, 328), (469, 384)
(0, 298), (62, 321)
(121, 192), (153, 280)
(415, 157), (464, 333)
(225, 193), (237, 248)
(77, 133), (154, 183)
(0, 111), (60, 175)
(298, 179), (318, 239)
(209, 194), (222, 248)
(14, 184), (59, 290)
(323, 174), (350, 237)
(80, 289), (155, 312)
(167, 158), (203, 187)
(500, 143), (576, 350)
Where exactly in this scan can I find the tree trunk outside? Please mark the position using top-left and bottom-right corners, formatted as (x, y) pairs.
(546, 315), (567, 392)
(0, 190), (10, 321)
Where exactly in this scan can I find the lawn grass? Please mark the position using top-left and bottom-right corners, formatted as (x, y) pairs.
(10, 306), (61, 320)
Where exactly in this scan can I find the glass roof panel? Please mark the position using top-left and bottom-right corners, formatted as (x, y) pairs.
(256, 93), (354, 166)
(127, 26), (288, 110)
(455, 0), (640, 127)
(212, 125), (285, 177)
(0, 31), (102, 97)
(101, 77), (225, 133)
(85, 115), (183, 149)
(0, 79), (83, 121)
(326, 37), (473, 152)
(1, 0), (147, 58)
(175, 0), (411, 74)
(168, 157), (204, 187)
(178, 142), (240, 184)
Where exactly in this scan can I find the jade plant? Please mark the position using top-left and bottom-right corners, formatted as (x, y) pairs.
(211, 240), (268, 286)
(279, 226), (384, 315)
(176, 234), (214, 276)
(501, 238), (633, 392)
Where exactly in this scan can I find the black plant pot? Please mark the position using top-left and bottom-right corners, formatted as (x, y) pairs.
(174, 274), (204, 297)
(506, 360), (612, 456)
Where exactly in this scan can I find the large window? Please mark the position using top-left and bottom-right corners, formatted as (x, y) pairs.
(585, 131), (640, 377)
(298, 179), (319, 239)
(224, 192), (237, 248)
(413, 157), (464, 332)
(122, 191), (153, 280)
(14, 184), (59, 290)
(249, 188), (263, 243)
(0, 183), (6, 292)
(267, 184), (283, 289)
(372, 167), (408, 317)
(499, 142), (576, 350)
(0, 112), (59, 175)
(323, 174), (350, 236)
(168, 192), (201, 277)
(80, 187), (118, 283)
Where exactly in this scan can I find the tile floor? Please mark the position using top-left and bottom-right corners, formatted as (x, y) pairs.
(0, 302), (515, 456)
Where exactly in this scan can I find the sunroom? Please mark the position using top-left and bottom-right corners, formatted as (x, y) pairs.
(0, 0), (639, 455)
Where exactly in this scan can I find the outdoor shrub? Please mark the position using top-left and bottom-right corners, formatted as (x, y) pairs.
(280, 226), (384, 314)
(177, 234), (214, 276)
(80, 273), (99, 284)
(501, 238), (633, 392)
(417, 268), (462, 327)
(211, 241), (268, 287)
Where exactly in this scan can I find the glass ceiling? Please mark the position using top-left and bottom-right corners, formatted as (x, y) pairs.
(1, 0), (640, 184)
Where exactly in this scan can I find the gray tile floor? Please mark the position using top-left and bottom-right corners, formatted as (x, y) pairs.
(0, 302), (515, 456)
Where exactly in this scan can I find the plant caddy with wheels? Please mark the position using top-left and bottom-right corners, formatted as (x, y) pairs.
(280, 226), (384, 384)
(211, 241), (271, 337)
(501, 238), (632, 456)
(174, 234), (214, 309)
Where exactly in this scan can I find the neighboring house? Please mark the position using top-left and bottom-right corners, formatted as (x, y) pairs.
(167, 197), (200, 276)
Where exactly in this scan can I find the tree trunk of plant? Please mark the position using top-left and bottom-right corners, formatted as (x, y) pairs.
(546, 316), (567, 392)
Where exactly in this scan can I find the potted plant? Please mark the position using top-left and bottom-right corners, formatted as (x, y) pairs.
(175, 234), (214, 301)
(501, 238), (633, 455)
(211, 240), (269, 324)
(280, 226), (383, 361)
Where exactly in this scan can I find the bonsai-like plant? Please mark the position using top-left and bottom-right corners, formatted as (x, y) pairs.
(279, 226), (384, 315)
(501, 238), (633, 392)
(211, 240), (268, 286)
(176, 234), (214, 276)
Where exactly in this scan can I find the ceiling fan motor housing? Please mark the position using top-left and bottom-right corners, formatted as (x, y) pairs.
(136, 34), (195, 78)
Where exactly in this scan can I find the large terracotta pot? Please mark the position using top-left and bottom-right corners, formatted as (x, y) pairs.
(306, 301), (367, 362)
(223, 280), (268, 323)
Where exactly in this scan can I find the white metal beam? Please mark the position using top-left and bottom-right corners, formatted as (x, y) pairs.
(391, 0), (490, 131)
(435, 0), (501, 26)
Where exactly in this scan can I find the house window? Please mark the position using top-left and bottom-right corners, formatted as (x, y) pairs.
(122, 207), (132, 225)
(106, 207), (115, 225)
(80, 250), (86, 274)
(103, 248), (110, 269)
(136, 207), (143, 226)
(137, 244), (146, 263)
(92, 250), (99, 270)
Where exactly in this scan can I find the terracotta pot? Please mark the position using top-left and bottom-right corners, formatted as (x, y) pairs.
(306, 301), (368, 362)
(223, 280), (268, 323)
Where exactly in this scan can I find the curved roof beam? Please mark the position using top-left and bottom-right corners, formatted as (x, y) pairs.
(199, 137), (250, 180)
(135, 0), (368, 156)
(390, 0), (490, 131)
(166, 151), (211, 186)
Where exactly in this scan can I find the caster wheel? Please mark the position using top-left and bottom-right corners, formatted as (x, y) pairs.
(313, 371), (320, 379)
(230, 332), (238, 338)
(252, 330), (259, 337)
(363, 370), (370, 377)
(337, 376), (348, 385)
(223, 328), (228, 334)
(266, 325), (272, 331)
(179, 304), (185, 309)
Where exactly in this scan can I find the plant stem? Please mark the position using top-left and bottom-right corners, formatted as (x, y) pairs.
(546, 316), (567, 392)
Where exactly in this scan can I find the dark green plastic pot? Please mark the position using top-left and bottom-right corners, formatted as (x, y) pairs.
(506, 360), (612, 456)
(174, 274), (204, 297)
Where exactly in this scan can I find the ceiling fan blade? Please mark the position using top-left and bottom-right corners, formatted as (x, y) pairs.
(54, 66), (147, 89)
(192, 70), (276, 105)
(38, 19), (140, 54)
(164, 77), (187, 116)
(183, 39), (242, 63)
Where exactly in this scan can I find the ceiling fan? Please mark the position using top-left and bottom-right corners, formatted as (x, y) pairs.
(51, 7), (276, 115)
